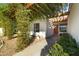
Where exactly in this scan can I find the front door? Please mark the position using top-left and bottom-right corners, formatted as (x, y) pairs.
(54, 25), (58, 35)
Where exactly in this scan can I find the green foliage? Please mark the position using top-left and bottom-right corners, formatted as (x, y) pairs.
(4, 19), (13, 39)
(0, 4), (34, 51)
(3, 4), (18, 34)
(0, 3), (34, 51)
(0, 4), (15, 39)
(48, 43), (69, 56)
(48, 33), (79, 56)
(0, 4), (9, 13)
(16, 8), (32, 51)
(58, 34), (78, 55)
(3, 4), (18, 20)
(0, 13), (13, 39)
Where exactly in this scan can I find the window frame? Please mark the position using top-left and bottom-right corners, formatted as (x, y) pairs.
(34, 23), (40, 32)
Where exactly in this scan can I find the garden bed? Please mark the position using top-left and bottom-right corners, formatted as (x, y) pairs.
(0, 37), (17, 56)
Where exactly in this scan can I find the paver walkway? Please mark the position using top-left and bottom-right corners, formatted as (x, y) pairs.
(14, 38), (48, 56)
(14, 35), (58, 56)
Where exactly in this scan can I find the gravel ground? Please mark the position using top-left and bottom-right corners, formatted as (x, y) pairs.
(0, 37), (17, 56)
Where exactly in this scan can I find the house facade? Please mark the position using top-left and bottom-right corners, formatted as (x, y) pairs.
(29, 15), (68, 39)
(30, 19), (53, 38)
(49, 15), (68, 36)
(67, 4), (79, 46)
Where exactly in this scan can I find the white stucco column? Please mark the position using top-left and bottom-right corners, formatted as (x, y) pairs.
(67, 4), (79, 45)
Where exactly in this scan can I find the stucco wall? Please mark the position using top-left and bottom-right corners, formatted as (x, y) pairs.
(67, 4), (79, 45)
(46, 20), (53, 38)
(30, 19), (54, 38)
(30, 19), (47, 38)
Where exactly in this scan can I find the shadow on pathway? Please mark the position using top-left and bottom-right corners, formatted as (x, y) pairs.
(40, 34), (58, 56)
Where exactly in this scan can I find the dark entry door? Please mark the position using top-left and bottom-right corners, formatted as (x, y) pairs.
(54, 25), (58, 35)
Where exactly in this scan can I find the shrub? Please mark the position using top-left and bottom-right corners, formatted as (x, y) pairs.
(0, 14), (13, 39)
(48, 43), (69, 56)
(58, 33), (78, 55)
(48, 33), (79, 56)
(0, 4), (17, 39)
(16, 8), (32, 52)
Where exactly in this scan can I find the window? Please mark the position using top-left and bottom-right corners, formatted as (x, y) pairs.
(34, 23), (40, 32)
(59, 24), (67, 32)
(60, 26), (67, 32)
